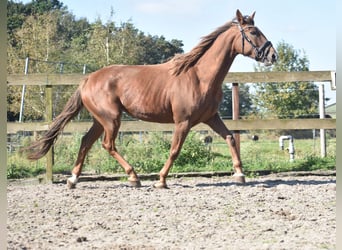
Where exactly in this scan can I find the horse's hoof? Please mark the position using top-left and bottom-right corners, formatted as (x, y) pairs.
(233, 173), (246, 184)
(67, 179), (76, 189)
(153, 182), (168, 189)
(129, 180), (142, 188)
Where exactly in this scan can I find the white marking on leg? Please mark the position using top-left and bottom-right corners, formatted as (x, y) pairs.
(68, 173), (79, 184)
(233, 173), (245, 177)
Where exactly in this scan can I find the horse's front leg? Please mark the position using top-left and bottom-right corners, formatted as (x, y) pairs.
(154, 121), (191, 188)
(204, 113), (246, 183)
(67, 120), (104, 189)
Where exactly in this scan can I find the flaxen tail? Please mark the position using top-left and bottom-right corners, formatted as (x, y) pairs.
(26, 81), (85, 160)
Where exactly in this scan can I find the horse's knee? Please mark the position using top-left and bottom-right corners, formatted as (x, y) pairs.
(101, 142), (110, 151)
(226, 134), (236, 146)
(102, 141), (116, 152)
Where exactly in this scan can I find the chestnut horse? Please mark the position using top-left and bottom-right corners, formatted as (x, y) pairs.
(27, 10), (277, 188)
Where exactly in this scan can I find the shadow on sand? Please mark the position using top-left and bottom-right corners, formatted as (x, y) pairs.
(194, 177), (336, 188)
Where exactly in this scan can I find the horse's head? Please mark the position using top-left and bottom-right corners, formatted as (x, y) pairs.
(233, 9), (277, 66)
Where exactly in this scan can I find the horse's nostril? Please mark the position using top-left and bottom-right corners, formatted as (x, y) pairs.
(272, 53), (277, 62)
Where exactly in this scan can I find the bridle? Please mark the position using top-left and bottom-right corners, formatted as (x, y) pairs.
(233, 22), (273, 62)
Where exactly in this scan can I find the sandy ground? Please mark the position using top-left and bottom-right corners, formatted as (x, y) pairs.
(7, 173), (336, 250)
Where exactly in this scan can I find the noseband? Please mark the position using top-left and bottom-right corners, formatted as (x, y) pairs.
(234, 22), (272, 61)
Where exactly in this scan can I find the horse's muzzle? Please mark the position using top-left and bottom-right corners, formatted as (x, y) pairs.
(263, 45), (277, 66)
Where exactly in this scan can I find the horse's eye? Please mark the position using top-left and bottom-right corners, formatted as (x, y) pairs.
(250, 30), (258, 36)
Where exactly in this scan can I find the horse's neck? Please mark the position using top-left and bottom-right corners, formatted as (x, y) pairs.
(196, 31), (238, 91)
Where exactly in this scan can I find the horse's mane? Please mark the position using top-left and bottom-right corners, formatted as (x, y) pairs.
(170, 21), (234, 76)
(170, 15), (255, 76)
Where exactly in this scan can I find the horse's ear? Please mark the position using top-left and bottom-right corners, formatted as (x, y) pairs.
(250, 11), (256, 20)
(236, 9), (244, 24)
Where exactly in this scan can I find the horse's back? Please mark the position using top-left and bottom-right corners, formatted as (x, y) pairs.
(82, 63), (177, 123)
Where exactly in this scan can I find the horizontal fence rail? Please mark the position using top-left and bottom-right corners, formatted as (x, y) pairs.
(7, 118), (336, 134)
(224, 70), (335, 84)
(8, 70), (335, 85)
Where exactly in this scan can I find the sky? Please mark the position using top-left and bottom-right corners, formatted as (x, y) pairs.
(20, 0), (336, 104)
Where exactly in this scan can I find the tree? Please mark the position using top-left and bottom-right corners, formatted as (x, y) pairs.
(7, 2), (184, 121)
(7, 0), (66, 46)
(253, 41), (318, 119)
(219, 83), (253, 119)
(138, 35), (183, 64)
(111, 21), (144, 65)
(29, 0), (65, 15)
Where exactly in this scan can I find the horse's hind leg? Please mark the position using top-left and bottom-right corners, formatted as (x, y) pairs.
(204, 113), (245, 183)
(67, 120), (104, 188)
(101, 119), (141, 187)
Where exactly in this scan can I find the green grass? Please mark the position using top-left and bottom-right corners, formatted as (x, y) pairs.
(7, 132), (336, 179)
(209, 138), (335, 173)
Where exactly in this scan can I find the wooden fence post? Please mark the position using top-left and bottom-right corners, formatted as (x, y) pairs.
(232, 83), (240, 154)
(319, 84), (326, 157)
(45, 85), (53, 182)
